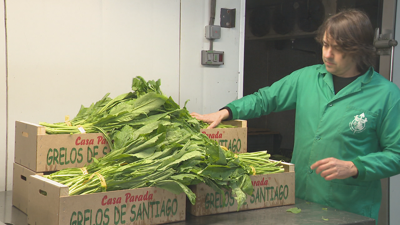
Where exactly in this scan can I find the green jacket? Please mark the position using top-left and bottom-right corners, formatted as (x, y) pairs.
(226, 65), (400, 222)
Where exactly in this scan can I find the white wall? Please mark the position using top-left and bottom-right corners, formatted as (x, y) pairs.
(180, 0), (245, 114)
(3, 0), (181, 190)
(1, 0), (245, 190)
(0, 1), (7, 191)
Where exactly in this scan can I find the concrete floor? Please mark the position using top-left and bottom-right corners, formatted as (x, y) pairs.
(0, 191), (26, 225)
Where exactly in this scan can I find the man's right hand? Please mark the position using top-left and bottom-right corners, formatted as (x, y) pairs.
(190, 109), (230, 129)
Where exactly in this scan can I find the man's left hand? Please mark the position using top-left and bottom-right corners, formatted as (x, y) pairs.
(310, 157), (358, 180)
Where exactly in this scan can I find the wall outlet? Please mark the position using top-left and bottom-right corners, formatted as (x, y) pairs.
(201, 50), (224, 66)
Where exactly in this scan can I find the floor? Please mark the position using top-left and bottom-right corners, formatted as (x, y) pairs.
(0, 189), (377, 225)
(0, 191), (26, 225)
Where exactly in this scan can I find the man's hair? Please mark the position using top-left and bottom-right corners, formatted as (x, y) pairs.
(315, 9), (376, 73)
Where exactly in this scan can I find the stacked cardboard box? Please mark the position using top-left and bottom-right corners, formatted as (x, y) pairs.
(28, 175), (186, 225)
(13, 120), (187, 225)
(200, 120), (248, 153)
(12, 120), (110, 214)
(12, 163), (42, 214)
(188, 161), (295, 216)
(14, 118), (289, 223)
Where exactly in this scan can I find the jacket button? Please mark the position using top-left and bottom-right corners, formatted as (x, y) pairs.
(308, 169), (313, 174)
(328, 103), (333, 107)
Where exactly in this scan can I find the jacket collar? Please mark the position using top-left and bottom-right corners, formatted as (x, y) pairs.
(316, 64), (374, 84)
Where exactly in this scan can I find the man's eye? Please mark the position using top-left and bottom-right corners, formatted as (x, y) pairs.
(334, 46), (342, 51)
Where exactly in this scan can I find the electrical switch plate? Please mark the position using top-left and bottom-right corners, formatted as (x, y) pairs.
(220, 8), (236, 28)
(205, 25), (221, 39)
(201, 50), (224, 66)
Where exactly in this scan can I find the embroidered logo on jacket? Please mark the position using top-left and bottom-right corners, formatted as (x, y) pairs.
(349, 113), (368, 133)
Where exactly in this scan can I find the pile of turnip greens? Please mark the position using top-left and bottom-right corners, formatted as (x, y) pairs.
(42, 76), (284, 209)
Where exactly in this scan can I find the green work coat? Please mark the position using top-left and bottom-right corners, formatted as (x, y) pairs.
(226, 65), (400, 222)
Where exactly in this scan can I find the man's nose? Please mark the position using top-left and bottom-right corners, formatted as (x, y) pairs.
(324, 47), (333, 58)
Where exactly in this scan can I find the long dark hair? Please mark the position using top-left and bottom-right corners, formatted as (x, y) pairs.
(315, 9), (376, 73)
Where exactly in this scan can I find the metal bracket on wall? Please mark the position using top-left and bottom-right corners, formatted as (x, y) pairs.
(220, 8), (236, 28)
(374, 28), (397, 56)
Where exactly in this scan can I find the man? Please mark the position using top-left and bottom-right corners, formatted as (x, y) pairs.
(191, 9), (400, 223)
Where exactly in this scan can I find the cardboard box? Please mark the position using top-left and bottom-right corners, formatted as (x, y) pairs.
(12, 163), (43, 214)
(200, 120), (247, 153)
(188, 161), (295, 216)
(28, 175), (186, 225)
(15, 121), (110, 172)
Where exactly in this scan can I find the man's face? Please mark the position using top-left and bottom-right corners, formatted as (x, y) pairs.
(322, 32), (359, 77)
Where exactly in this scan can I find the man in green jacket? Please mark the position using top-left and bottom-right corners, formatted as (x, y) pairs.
(191, 9), (400, 223)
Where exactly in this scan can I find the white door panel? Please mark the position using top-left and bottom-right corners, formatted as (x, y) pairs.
(180, 0), (245, 114)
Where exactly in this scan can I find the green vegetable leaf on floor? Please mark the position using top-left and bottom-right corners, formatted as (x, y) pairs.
(286, 207), (301, 214)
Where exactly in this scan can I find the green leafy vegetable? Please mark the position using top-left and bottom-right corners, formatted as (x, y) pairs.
(42, 76), (284, 210)
(286, 207), (302, 214)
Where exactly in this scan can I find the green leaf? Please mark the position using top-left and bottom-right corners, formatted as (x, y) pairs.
(128, 111), (172, 127)
(230, 179), (247, 211)
(286, 207), (301, 214)
(206, 145), (227, 165)
(112, 125), (136, 150)
(203, 177), (224, 195)
(131, 120), (162, 140)
(125, 133), (164, 154)
(154, 180), (196, 205)
(133, 92), (167, 114)
(170, 173), (204, 186)
(159, 150), (203, 171)
(238, 175), (254, 196)
(130, 146), (158, 159)
(99, 92), (134, 114)
(199, 165), (242, 181)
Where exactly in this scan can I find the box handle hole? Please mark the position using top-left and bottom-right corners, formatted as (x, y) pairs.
(22, 132), (29, 137)
(20, 175), (26, 181)
(39, 189), (47, 196)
